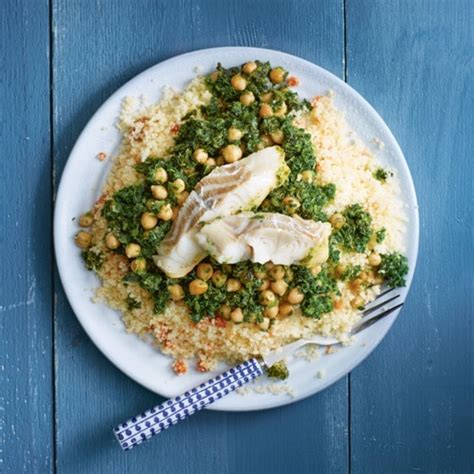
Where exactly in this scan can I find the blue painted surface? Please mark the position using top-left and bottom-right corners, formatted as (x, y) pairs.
(1, 0), (472, 472)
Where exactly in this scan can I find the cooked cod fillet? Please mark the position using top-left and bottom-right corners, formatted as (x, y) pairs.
(195, 212), (331, 267)
(153, 146), (289, 277)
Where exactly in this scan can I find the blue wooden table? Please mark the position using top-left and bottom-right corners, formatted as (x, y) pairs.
(2, 1), (472, 472)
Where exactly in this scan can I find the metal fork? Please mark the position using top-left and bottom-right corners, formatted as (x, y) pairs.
(114, 288), (403, 451)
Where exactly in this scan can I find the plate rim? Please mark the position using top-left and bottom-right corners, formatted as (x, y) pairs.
(54, 46), (419, 412)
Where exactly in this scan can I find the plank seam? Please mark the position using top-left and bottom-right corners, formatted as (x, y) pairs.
(48, 0), (58, 471)
(342, 1), (351, 472)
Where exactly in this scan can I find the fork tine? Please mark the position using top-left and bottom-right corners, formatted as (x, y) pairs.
(363, 287), (397, 310)
(363, 293), (400, 317)
(353, 302), (404, 335)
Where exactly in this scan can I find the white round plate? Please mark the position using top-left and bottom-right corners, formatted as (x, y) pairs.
(54, 47), (419, 411)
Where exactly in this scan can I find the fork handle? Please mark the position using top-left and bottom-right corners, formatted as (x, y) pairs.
(113, 358), (264, 450)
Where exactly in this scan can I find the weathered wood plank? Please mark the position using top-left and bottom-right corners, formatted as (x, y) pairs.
(347, 1), (474, 472)
(0, 0), (54, 472)
(52, 0), (346, 472)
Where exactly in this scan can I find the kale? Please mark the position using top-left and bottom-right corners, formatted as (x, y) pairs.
(291, 266), (338, 319)
(375, 228), (386, 244)
(122, 270), (171, 314)
(184, 282), (227, 323)
(379, 252), (409, 288)
(341, 265), (362, 281)
(227, 278), (264, 323)
(81, 249), (104, 272)
(328, 235), (341, 263)
(126, 295), (142, 310)
(268, 178), (335, 222)
(101, 184), (172, 258)
(102, 184), (147, 243)
(281, 119), (316, 174)
(267, 360), (289, 380)
(373, 167), (393, 182)
(332, 204), (373, 253)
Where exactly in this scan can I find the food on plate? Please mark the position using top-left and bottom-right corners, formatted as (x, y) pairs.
(75, 60), (409, 376)
(154, 146), (289, 278)
(195, 212), (331, 266)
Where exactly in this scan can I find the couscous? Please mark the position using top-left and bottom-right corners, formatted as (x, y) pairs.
(75, 61), (408, 378)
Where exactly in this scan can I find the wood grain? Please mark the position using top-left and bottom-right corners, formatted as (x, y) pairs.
(0, 0), (54, 472)
(52, 1), (346, 473)
(347, 1), (474, 472)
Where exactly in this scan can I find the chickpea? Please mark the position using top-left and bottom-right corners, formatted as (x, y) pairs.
(227, 127), (243, 141)
(279, 303), (294, 317)
(220, 304), (231, 320)
(210, 71), (220, 81)
(349, 278), (363, 293)
(206, 158), (217, 167)
(153, 167), (168, 183)
(242, 61), (257, 74)
(368, 234), (378, 250)
(158, 204), (173, 221)
(240, 91), (255, 106)
(274, 102), (287, 117)
(334, 263), (346, 278)
(230, 74), (247, 91)
(222, 144), (242, 163)
(261, 198), (271, 209)
(141, 212), (158, 230)
(283, 196), (301, 214)
(258, 317), (270, 330)
(271, 279), (288, 297)
(226, 278), (242, 292)
(259, 103), (273, 118)
(270, 130), (284, 144)
(150, 184), (168, 200)
(125, 243), (141, 258)
(79, 212), (93, 227)
(311, 265), (322, 276)
(222, 263), (233, 274)
(259, 279), (270, 291)
(171, 178), (186, 194)
(193, 148), (208, 164)
(260, 134), (274, 147)
(131, 257), (146, 273)
(268, 265), (285, 281)
(189, 279), (208, 296)
(330, 213), (345, 229)
(177, 191), (189, 206)
(196, 263), (214, 281)
(374, 274), (384, 285)
(260, 290), (276, 306)
(287, 288), (304, 305)
(269, 67), (286, 84)
(216, 156), (225, 166)
(264, 305), (279, 319)
(212, 270), (228, 287)
(74, 231), (92, 249)
(368, 252), (382, 267)
(360, 270), (375, 283)
(230, 308), (244, 323)
(351, 296), (364, 309)
(168, 284), (185, 301)
(261, 92), (273, 103)
(105, 232), (120, 250)
(253, 267), (267, 279)
(264, 262), (274, 270)
(301, 170), (314, 183)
